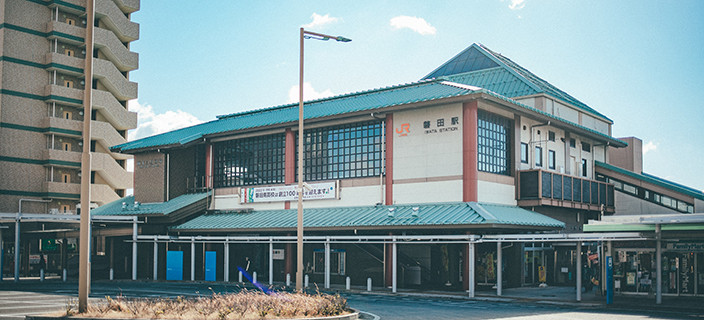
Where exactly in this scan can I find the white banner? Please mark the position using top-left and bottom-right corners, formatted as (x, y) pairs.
(240, 181), (338, 203)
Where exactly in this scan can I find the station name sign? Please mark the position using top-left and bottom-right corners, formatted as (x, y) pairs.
(240, 181), (338, 203)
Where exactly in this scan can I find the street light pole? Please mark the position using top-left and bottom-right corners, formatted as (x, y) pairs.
(296, 28), (350, 292)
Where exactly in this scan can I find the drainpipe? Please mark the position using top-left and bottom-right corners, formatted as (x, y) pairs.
(16, 199), (52, 282)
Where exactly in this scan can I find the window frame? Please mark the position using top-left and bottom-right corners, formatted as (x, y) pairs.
(213, 133), (286, 188)
(581, 159), (588, 177)
(520, 143), (529, 164)
(477, 110), (512, 175)
(535, 146), (543, 167)
(548, 150), (556, 170)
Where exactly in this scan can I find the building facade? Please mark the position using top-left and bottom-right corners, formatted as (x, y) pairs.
(0, 0), (139, 214)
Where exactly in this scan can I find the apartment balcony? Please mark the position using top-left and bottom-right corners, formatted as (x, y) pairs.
(93, 89), (137, 130)
(45, 84), (83, 107)
(42, 116), (83, 137)
(43, 149), (82, 167)
(45, 52), (84, 76)
(517, 169), (615, 214)
(96, 0), (139, 42)
(92, 183), (120, 205)
(112, 0), (140, 15)
(45, 20), (85, 46)
(43, 181), (81, 198)
(94, 27), (139, 72)
(91, 120), (129, 160)
(92, 151), (132, 190)
(93, 58), (138, 101)
(47, 0), (86, 15)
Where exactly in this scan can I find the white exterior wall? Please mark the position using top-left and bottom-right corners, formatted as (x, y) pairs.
(695, 198), (704, 213)
(394, 180), (463, 204)
(393, 103), (463, 180)
(477, 180), (516, 205)
(553, 101), (579, 124)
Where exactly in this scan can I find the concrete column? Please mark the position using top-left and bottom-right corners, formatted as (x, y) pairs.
(14, 214), (20, 282)
(385, 114), (394, 205)
(576, 241), (582, 302)
(190, 237), (195, 281)
(392, 237), (397, 293)
(469, 242), (475, 298)
(224, 241), (229, 282)
(463, 101), (479, 202)
(0, 228), (3, 281)
(656, 224), (662, 304)
(153, 240), (158, 280)
(325, 238), (331, 289)
(132, 218), (137, 280)
(497, 241), (502, 296)
(269, 238), (274, 286)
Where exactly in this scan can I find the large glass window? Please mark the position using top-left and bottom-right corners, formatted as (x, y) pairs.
(213, 133), (285, 187)
(478, 110), (512, 175)
(298, 121), (383, 181)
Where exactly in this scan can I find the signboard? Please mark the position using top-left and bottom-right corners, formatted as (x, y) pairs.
(666, 242), (704, 252)
(538, 266), (546, 282)
(240, 181), (338, 203)
(166, 251), (183, 281)
(272, 249), (284, 260)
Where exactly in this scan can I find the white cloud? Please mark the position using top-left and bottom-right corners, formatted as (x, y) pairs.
(302, 13), (339, 29)
(127, 100), (204, 141)
(642, 141), (658, 155)
(508, 0), (526, 10)
(287, 82), (335, 103)
(389, 16), (437, 35)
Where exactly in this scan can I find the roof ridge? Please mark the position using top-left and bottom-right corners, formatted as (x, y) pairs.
(216, 78), (440, 120)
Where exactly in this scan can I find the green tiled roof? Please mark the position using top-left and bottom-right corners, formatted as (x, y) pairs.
(112, 79), (477, 152)
(170, 202), (565, 232)
(92, 192), (211, 216)
(595, 161), (704, 200)
(113, 76), (624, 153)
(424, 43), (611, 122)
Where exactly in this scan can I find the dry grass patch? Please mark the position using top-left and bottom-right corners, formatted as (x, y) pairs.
(67, 290), (349, 319)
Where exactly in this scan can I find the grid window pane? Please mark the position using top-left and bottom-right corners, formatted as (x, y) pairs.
(478, 110), (512, 175)
(297, 121), (383, 181)
(213, 133), (285, 187)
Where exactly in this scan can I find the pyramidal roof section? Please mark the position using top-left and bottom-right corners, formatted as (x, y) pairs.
(422, 43), (611, 122)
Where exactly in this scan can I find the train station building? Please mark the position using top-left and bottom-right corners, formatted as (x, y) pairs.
(4, 43), (704, 302)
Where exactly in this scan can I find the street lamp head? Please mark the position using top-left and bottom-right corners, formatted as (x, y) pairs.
(335, 36), (352, 42)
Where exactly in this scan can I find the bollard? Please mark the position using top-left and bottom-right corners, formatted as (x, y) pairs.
(253, 271), (257, 284)
(40, 269), (44, 282)
(367, 278), (372, 291)
(110, 268), (114, 280)
(346, 276), (351, 290)
(286, 273), (291, 286)
(239, 271), (243, 283)
(304, 275), (309, 288)
(63, 269), (67, 282)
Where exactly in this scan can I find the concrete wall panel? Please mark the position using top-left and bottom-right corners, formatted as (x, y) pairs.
(393, 180), (463, 205)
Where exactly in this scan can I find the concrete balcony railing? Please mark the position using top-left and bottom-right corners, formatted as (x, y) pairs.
(93, 89), (137, 130)
(45, 84), (84, 107)
(92, 183), (120, 205)
(43, 149), (82, 166)
(45, 20), (85, 46)
(43, 181), (81, 198)
(112, 0), (140, 14)
(96, 0), (139, 42)
(94, 58), (138, 101)
(45, 52), (84, 76)
(49, 0), (87, 15)
(91, 120), (128, 158)
(42, 116), (83, 136)
(92, 151), (133, 190)
(94, 27), (139, 72)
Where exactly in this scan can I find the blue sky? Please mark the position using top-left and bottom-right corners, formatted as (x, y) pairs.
(127, 0), (704, 192)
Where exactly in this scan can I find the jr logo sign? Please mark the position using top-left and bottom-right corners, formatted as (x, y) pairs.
(396, 123), (410, 137)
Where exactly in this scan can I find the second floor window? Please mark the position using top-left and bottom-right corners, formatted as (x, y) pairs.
(213, 133), (285, 187)
(548, 150), (556, 169)
(581, 159), (588, 177)
(298, 121), (383, 181)
(520, 143), (528, 163)
(478, 110), (511, 175)
(535, 146), (543, 167)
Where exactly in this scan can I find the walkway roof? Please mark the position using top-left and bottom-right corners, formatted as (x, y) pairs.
(595, 161), (704, 201)
(170, 202), (565, 233)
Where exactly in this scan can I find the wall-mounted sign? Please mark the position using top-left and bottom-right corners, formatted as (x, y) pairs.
(272, 249), (285, 260)
(136, 158), (163, 169)
(240, 181), (338, 203)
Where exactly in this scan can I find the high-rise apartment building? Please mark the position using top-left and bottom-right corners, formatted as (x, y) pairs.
(0, 0), (139, 214)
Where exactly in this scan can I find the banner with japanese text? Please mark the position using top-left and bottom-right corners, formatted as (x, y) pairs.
(240, 181), (337, 203)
